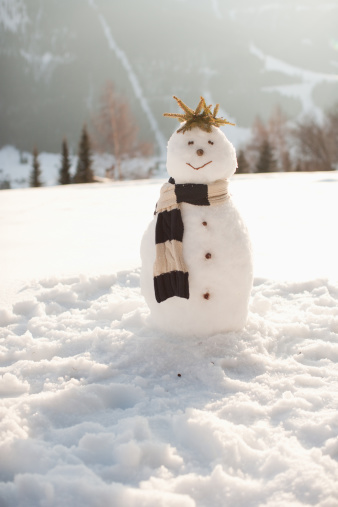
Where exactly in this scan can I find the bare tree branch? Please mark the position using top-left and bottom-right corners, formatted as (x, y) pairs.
(91, 81), (153, 180)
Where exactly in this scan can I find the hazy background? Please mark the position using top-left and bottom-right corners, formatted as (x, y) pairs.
(1, 0), (338, 156)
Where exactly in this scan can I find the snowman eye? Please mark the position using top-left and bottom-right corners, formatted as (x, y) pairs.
(208, 140), (214, 145)
(188, 141), (194, 145)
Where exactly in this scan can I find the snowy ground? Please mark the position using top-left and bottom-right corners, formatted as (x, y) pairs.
(1, 172), (338, 507)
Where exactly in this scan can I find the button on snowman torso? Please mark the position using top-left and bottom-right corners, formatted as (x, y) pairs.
(140, 97), (253, 336)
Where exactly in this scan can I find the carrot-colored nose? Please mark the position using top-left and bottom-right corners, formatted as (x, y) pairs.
(197, 149), (204, 156)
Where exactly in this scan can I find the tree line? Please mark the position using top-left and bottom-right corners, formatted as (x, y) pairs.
(29, 81), (154, 188)
(9, 89), (338, 189)
(30, 125), (94, 188)
(237, 105), (338, 173)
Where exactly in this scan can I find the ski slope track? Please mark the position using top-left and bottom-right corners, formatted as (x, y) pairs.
(250, 43), (338, 121)
(88, 0), (167, 158)
(0, 172), (338, 506)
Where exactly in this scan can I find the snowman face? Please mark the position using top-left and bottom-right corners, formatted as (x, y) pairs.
(166, 125), (237, 184)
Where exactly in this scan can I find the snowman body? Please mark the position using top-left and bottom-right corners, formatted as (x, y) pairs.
(141, 125), (253, 336)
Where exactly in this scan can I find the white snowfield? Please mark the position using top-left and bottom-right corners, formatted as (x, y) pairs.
(1, 172), (338, 507)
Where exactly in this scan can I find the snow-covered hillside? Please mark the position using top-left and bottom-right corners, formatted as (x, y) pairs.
(1, 173), (338, 506)
(1, 0), (338, 153)
(0, 145), (157, 189)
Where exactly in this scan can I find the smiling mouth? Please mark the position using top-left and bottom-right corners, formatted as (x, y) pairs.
(186, 161), (212, 170)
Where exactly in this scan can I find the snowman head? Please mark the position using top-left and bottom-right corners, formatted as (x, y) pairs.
(164, 96), (237, 184)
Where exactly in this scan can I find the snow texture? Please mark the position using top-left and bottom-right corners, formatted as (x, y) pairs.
(1, 172), (338, 506)
(250, 43), (338, 121)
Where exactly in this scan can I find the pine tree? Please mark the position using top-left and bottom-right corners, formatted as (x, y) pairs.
(73, 124), (95, 183)
(30, 146), (42, 187)
(59, 138), (72, 185)
(256, 140), (277, 173)
(236, 149), (250, 173)
(0, 169), (11, 189)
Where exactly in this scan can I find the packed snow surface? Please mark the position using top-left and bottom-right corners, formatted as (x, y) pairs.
(1, 172), (338, 507)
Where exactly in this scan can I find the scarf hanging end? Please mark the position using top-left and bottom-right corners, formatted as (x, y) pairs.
(154, 271), (189, 303)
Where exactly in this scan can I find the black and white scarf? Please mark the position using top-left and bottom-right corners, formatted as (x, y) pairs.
(154, 177), (229, 303)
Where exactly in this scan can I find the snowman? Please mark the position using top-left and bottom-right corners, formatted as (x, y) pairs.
(140, 96), (253, 336)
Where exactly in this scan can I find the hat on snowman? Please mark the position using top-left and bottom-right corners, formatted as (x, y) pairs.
(163, 95), (235, 134)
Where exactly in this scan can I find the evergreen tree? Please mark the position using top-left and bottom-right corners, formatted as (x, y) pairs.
(236, 149), (250, 173)
(59, 138), (72, 185)
(30, 146), (42, 187)
(256, 140), (277, 173)
(73, 124), (95, 183)
(0, 169), (11, 189)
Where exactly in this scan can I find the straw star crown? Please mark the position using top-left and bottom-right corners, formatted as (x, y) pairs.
(163, 95), (235, 134)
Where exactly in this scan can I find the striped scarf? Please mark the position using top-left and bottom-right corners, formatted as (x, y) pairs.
(154, 177), (229, 303)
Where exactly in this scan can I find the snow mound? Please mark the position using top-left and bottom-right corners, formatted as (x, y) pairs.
(1, 270), (338, 506)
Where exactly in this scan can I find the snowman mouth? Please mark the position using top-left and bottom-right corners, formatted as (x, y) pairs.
(186, 161), (212, 170)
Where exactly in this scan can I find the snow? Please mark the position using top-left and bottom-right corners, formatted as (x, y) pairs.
(0, 145), (156, 189)
(20, 50), (74, 82)
(0, 0), (28, 33)
(0, 146), (64, 189)
(88, 0), (167, 157)
(250, 43), (338, 121)
(1, 171), (338, 506)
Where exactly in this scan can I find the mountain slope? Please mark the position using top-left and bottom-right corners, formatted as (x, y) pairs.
(1, 0), (338, 153)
